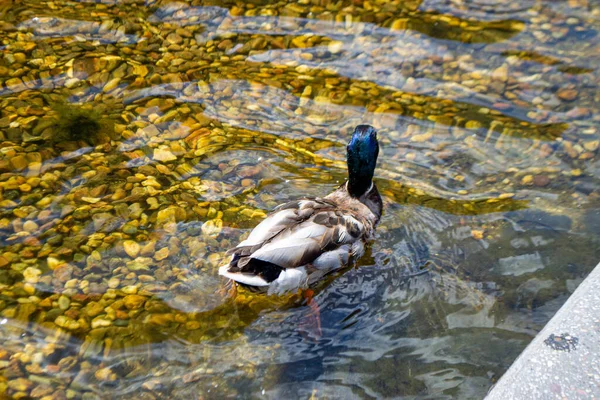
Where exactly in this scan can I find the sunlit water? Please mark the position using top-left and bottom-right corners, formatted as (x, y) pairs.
(1, 0), (600, 398)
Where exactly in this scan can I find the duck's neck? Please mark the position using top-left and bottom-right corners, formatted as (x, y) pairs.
(340, 180), (382, 223)
(346, 159), (375, 199)
(347, 173), (374, 198)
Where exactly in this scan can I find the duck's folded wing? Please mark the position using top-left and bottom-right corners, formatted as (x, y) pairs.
(228, 202), (364, 272)
(231, 199), (333, 252)
(251, 222), (338, 269)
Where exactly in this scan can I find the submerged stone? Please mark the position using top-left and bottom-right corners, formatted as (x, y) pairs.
(123, 240), (140, 258)
(123, 294), (146, 310)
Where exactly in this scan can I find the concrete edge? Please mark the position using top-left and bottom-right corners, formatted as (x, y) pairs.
(486, 262), (600, 399)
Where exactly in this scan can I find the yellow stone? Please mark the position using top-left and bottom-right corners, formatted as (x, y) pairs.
(153, 148), (177, 162)
(140, 241), (156, 257)
(391, 18), (408, 30)
(55, 315), (80, 330)
(95, 367), (116, 381)
(583, 140), (599, 152)
(471, 230), (484, 240)
(123, 294), (146, 310)
(291, 36), (309, 48)
(47, 257), (62, 269)
(465, 120), (482, 129)
(410, 132), (433, 143)
(328, 40), (343, 53)
(498, 193), (515, 199)
(23, 267), (41, 283)
(132, 64), (149, 77)
(10, 155), (28, 170)
(156, 206), (186, 224)
(202, 218), (223, 237)
(123, 240), (140, 258)
(91, 317), (112, 329)
(491, 64), (508, 82)
(521, 175), (534, 185)
(154, 247), (170, 261)
(23, 220), (39, 233)
(103, 77), (121, 93)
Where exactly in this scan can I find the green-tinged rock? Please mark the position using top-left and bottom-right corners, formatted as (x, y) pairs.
(55, 315), (80, 330)
(126, 257), (152, 271)
(58, 295), (70, 310)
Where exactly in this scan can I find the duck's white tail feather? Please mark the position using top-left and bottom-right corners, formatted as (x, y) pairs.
(218, 265), (270, 287)
(268, 267), (308, 295)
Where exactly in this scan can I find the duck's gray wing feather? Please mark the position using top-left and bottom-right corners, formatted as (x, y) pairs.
(229, 199), (333, 253)
(227, 199), (365, 272)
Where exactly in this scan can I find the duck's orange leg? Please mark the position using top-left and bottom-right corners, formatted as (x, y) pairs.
(301, 289), (322, 338)
(217, 280), (238, 299)
(228, 281), (238, 298)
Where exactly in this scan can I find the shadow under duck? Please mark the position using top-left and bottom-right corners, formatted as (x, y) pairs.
(219, 125), (383, 295)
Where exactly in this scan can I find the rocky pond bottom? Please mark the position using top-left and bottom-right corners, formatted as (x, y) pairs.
(1, 0), (600, 398)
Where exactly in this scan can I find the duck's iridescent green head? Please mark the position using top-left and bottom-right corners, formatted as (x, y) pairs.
(347, 125), (379, 198)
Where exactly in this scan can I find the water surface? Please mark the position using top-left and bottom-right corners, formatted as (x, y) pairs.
(1, 0), (600, 398)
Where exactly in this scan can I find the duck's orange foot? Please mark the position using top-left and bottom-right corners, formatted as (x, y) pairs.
(299, 289), (322, 339)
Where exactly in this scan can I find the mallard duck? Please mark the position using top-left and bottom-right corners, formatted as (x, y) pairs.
(219, 125), (382, 295)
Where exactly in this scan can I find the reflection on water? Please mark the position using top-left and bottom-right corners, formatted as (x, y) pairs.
(1, 0), (600, 398)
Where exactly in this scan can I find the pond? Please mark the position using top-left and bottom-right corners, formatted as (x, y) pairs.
(1, 0), (599, 398)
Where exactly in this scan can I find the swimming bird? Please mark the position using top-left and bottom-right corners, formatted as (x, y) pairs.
(219, 125), (382, 295)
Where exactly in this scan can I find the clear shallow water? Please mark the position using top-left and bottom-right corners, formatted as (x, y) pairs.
(1, 0), (600, 398)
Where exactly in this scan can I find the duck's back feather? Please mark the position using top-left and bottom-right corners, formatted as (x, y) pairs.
(220, 186), (380, 294)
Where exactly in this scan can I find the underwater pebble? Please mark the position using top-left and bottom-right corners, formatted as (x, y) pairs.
(123, 294), (146, 310)
(107, 278), (120, 288)
(328, 40), (343, 53)
(122, 285), (138, 294)
(23, 220), (39, 232)
(10, 155), (28, 170)
(123, 240), (140, 258)
(86, 302), (104, 318)
(7, 378), (33, 392)
(23, 267), (41, 283)
(583, 140), (599, 152)
(521, 175), (534, 185)
(91, 317), (112, 329)
(95, 367), (116, 381)
(491, 64), (508, 82)
(471, 230), (484, 240)
(55, 315), (80, 330)
(202, 219), (223, 237)
(557, 88), (578, 101)
(153, 148), (177, 162)
(498, 193), (515, 199)
(154, 247), (169, 260)
(58, 295), (70, 310)
(534, 175), (550, 187)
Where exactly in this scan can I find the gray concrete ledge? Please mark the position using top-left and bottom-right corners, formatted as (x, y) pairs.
(486, 262), (600, 399)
